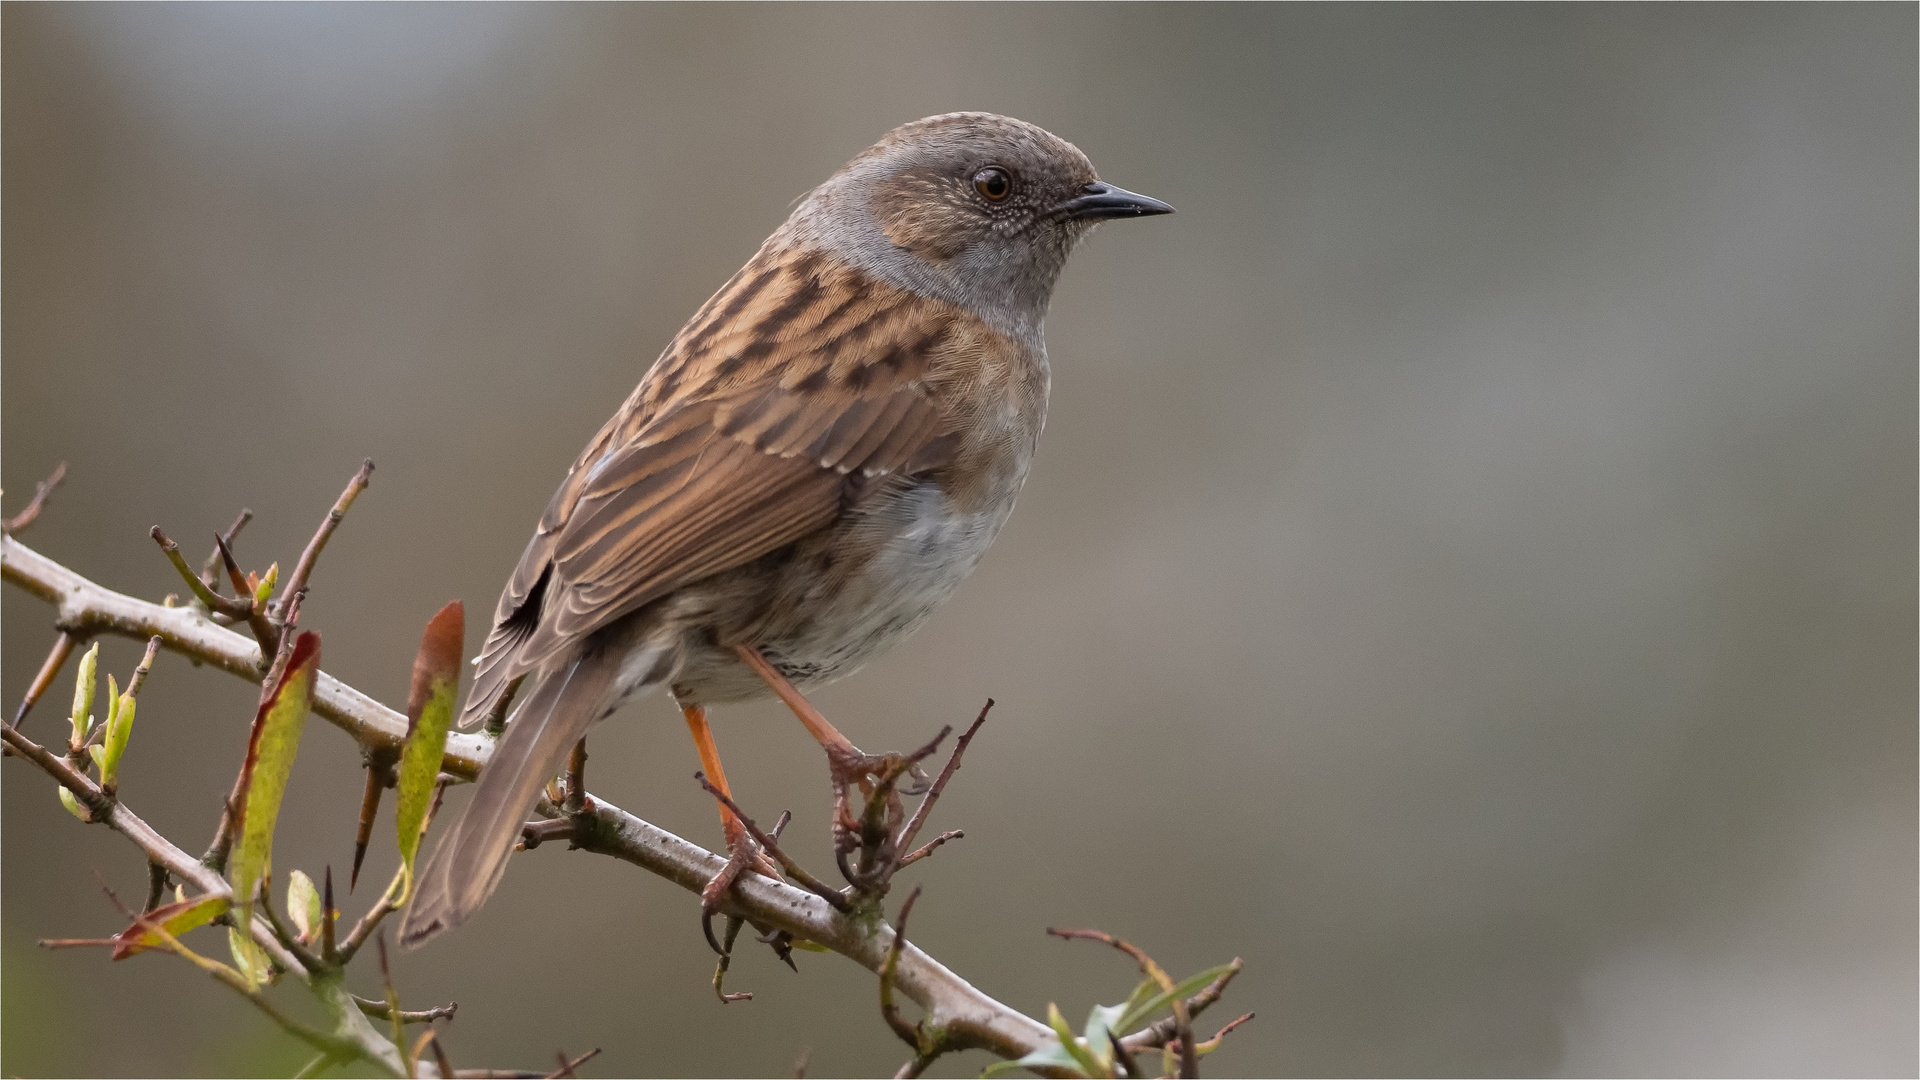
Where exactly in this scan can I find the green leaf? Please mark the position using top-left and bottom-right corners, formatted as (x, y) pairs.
(1113, 963), (1238, 1037)
(1084, 1002), (1127, 1072)
(96, 692), (136, 788)
(1048, 1001), (1107, 1078)
(1118, 977), (1158, 1026)
(286, 870), (321, 942)
(110, 894), (230, 959)
(70, 641), (98, 748)
(228, 925), (273, 987)
(57, 786), (87, 820)
(253, 562), (278, 607)
(981, 1039), (1089, 1078)
(396, 602), (463, 898)
(228, 632), (321, 933)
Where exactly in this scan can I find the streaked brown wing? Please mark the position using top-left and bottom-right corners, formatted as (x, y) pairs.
(461, 251), (958, 727)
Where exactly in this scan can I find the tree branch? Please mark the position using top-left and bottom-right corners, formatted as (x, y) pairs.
(3, 460), (67, 534)
(2, 533), (1056, 1063)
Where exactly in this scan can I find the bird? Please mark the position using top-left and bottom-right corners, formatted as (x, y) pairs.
(400, 112), (1172, 948)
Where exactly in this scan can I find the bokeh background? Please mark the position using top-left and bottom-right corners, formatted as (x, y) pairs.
(4, 4), (1914, 1077)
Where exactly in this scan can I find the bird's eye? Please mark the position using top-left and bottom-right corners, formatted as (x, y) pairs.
(973, 167), (1012, 202)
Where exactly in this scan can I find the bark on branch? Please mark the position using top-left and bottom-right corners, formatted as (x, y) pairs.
(1, 533), (1055, 1062)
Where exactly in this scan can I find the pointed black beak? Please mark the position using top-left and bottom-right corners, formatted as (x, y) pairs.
(1059, 181), (1175, 221)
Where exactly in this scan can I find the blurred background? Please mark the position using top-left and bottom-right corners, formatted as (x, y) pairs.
(4, 4), (1914, 1076)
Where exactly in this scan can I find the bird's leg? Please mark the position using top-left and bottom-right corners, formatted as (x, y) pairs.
(678, 696), (781, 914)
(733, 645), (909, 850)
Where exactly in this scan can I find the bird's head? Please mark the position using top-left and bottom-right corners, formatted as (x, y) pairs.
(791, 113), (1173, 339)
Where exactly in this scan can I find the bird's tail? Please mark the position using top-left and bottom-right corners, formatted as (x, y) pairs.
(400, 645), (630, 949)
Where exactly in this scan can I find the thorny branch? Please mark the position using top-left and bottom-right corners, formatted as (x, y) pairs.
(3, 470), (1247, 1075)
(3, 531), (1058, 1064)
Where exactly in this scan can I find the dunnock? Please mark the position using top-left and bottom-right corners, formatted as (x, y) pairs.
(402, 112), (1171, 947)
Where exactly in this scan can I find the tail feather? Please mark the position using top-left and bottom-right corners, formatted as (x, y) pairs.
(400, 647), (624, 948)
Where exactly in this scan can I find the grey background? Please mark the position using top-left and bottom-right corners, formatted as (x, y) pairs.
(4, 4), (1914, 1077)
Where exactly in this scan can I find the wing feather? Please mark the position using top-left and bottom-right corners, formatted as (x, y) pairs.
(459, 249), (964, 727)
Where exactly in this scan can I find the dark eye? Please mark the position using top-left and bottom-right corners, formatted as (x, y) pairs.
(973, 167), (1012, 202)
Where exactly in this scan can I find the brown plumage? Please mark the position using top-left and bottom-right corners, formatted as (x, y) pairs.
(402, 112), (1171, 948)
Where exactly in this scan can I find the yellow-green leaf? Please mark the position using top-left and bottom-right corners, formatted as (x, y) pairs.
(111, 894), (230, 959)
(396, 602), (462, 895)
(1048, 1001), (1106, 1078)
(57, 786), (87, 820)
(97, 692), (135, 788)
(1112, 963), (1238, 1037)
(228, 925), (273, 987)
(229, 632), (320, 926)
(286, 869), (321, 942)
(70, 641), (98, 748)
(253, 562), (279, 607)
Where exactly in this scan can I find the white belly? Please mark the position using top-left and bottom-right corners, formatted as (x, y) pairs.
(815, 480), (1006, 659)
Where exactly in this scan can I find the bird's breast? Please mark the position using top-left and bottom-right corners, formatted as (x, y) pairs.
(750, 353), (1045, 690)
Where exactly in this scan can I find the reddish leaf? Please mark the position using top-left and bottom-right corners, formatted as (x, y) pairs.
(110, 894), (230, 960)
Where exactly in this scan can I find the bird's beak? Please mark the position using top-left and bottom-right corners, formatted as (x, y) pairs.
(1059, 181), (1175, 221)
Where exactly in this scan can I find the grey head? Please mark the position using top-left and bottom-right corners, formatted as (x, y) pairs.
(784, 112), (1173, 341)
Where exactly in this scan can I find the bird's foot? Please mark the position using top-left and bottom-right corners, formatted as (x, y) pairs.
(700, 821), (783, 917)
(823, 742), (929, 854)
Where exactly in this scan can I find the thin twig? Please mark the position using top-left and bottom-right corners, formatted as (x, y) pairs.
(695, 772), (851, 912)
(897, 830), (963, 868)
(1192, 1011), (1253, 1054)
(518, 818), (574, 851)
(3, 460), (67, 533)
(124, 635), (164, 700)
(338, 867), (406, 965)
(542, 1048), (600, 1079)
(277, 459), (373, 632)
(1049, 928), (1201, 1077)
(892, 700), (992, 871)
(12, 630), (82, 728)
(430, 1031), (457, 1080)
(354, 995), (459, 1024)
(880, 885), (924, 1045)
(377, 932), (407, 1073)
(151, 526), (249, 618)
(409, 1029), (441, 1080)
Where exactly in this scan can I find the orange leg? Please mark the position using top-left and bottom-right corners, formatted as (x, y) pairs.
(679, 699), (750, 847)
(735, 644), (906, 848)
(733, 645), (859, 754)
